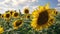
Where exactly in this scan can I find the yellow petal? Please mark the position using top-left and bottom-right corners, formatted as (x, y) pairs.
(38, 6), (44, 11)
(45, 3), (50, 9)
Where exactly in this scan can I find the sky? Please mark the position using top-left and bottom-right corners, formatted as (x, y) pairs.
(0, 0), (59, 14)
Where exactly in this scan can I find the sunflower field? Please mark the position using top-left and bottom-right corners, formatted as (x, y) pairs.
(0, 3), (60, 34)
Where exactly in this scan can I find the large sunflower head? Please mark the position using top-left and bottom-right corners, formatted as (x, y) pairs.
(12, 12), (19, 18)
(24, 8), (29, 14)
(13, 20), (23, 29)
(31, 4), (56, 31)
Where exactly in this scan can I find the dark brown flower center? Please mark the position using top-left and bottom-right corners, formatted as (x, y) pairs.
(0, 14), (1, 16)
(2, 15), (3, 18)
(14, 13), (18, 17)
(25, 9), (29, 14)
(54, 11), (58, 15)
(27, 15), (30, 18)
(10, 11), (13, 15)
(56, 12), (57, 14)
(16, 20), (22, 26)
(37, 11), (49, 25)
(6, 14), (10, 18)
(50, 19), (53, 23)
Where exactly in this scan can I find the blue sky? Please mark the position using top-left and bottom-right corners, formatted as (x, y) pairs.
(0, 0), (59, 14)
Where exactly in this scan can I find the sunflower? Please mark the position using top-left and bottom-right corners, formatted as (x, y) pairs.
(0, 27), (4, 34)
(1, 14), (4, 18)
(8, 10), (16, 15)
(13, 20), (23, 29)
(12, 12), (19, 18)
(26, 14), (31, 19)
(24, 8), (29, 14)
(31, 4), (56, 31)
(4, 13), (11, 21)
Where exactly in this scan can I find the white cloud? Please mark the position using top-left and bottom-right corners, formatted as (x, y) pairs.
(31, 0), (38, 2)
(57, 3), (60, 6)
(0, 0), (38, 7)
(32, 6), (38, 10)
(0, 0), (38, 14)
(18, 0), (27, 3)
(23, 6), (29, 9)
(30, 6), (38, 13)
(11, 0), (37, 6)
(0, 0), (10, 4)
(57, 0), (60, 11)
(0, 7), (3, 10)
(55, 7), (60, 11)
(28, 0), (37, 2)
(58, 0), (60, 2)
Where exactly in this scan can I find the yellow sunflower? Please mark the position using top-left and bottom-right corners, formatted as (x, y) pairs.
(24, 8), (29, 14)
(26, 14), (31, 19)
(4, 13), (11, 21)
(31, 3), (56, 31)
(13, 20), (23, 29)
(8, 10), (16, 15)
(12, 12), (19, 18)
(0, 27), (4, 34)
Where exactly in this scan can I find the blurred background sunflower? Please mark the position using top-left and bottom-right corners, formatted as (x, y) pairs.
(8, 10), (16, 16)
(13, 20), (23, 30)
(25, 14), (31, 20)
(24, 8), (29, 14)
(22, 8), (31, 20)
(12, 12), (20, 18)
(1, 14), (4, 18)
(4, 13), (11, 22)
